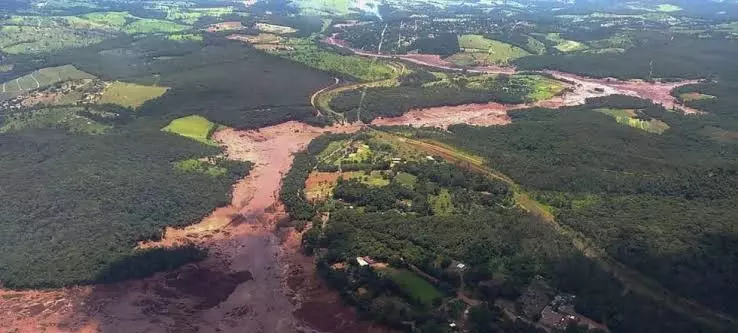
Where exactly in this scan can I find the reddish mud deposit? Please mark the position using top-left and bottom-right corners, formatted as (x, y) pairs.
(325, 34), (702, 116)
(372, 102), (513, 129)
(0, 121), (382, 333)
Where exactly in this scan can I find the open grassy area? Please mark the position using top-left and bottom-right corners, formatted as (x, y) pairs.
(161, 115), (217, 145)
(544, 33), (587, 52)
(123, 18), (189, 34)
(97, 82), (169, 109)
(289, 0), (352, 16)
(174, 159), (227, 177)
(657, 4), (683, 12)
(382, 268), (444, 307)
(517, 74), (568, 101)
(394, 172), (418, 188)
(596, 108), (670, 134)
(679, 92), (716, 102)
(448, 35), (530, 66)
(1, 65), (95, 101)
(429, 188), (454, 216)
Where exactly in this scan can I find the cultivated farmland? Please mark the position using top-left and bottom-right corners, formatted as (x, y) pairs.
(161, 115), (218, 145)
(97, 81), (169, 109)
(0, 65), (95, 101)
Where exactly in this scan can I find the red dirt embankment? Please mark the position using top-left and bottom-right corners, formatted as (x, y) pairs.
(0, 121), (377, 333)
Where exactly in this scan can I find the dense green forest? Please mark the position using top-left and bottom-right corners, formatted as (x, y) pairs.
(0, 13), (337, 287)
(281, 129), (732, 333)
(393, 94), (738, 318)
(0, 122), (250, 287)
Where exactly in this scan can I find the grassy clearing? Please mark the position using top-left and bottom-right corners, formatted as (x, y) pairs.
(290, 0), (351, 16)
(517, 74), (567, 101)
(0, 19), (107, 54)
(394, 172), (418, 188)
(450, 35), (530, 66)
(679, 92), (716, 102)
(429, 188), (454, 216)
(345, 143), (373, 163)
(174, 159), (227, 177)
(0, 107), (111, 134)
(167, 33), (203, 42)
(382, 268), (444, 307)
(124, 18), (188, 34)
(97, 82), (169, 109)
(1, 65), (94, 101)
(596, 108), (670, 134)
(351, 170), (390, 187)
(657, 4), (683, 12)
(161, 115), (217, 145)
(544, 33), (587, 52)
(255, 22), (298, 35)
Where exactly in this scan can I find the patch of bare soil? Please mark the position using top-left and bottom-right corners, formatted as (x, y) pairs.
(546, 71), (701, 114)
(205, 21), (245, 33)
(371, 102), (514, 129)
(1, 121), (363, 333)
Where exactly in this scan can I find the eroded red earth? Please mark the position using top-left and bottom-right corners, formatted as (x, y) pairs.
(0, 31), (706, 333)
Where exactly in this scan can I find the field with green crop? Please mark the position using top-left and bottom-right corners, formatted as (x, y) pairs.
(447, 34), (530, 66)
(596, 108), (670, 134)
(97, 82), (169, 109)
(161, 115), (217, 145)
(544, 33), (587, 52)
(382, 268), (444, 307)
(1, 65), (95, 101)
(174, 159), (227, 177)
(123, 18), (189, 34)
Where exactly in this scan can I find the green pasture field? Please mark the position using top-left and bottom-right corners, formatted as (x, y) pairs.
(517, 75), (567, 101)
(351, 170), (390, 187)
(394, 172), (418, 188)
(449, 35), (530, 66)
(0, 107), (111, 135)
(544, 33), (587, 52)
(290, 0), (352, 16)
(174, 159), (227, 177)
(382, 267), (444, 307)
(161, 115), (218, 145)
(429, 188), (454, 216)
(596, 108), (670, 134)
(0, 23), (108, 55)
(123, 18), (189, 34)
(97, 82), (169, 109)
(657, 4), (683, 12)
(0, 65), (95, 101)
(679, 92), (716, 102)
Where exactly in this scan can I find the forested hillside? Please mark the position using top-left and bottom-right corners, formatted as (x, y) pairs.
(398, 94), (738, 318)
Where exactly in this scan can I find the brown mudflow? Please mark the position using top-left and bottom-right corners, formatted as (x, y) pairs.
(0, 34), (706, 333)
